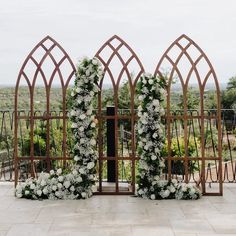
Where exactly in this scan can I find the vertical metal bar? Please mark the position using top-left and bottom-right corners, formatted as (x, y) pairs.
(200, 87), (206, 194)
(183, 84), (189, 183)
(131, 85), (135, 194)
(98, 90), (103, 193)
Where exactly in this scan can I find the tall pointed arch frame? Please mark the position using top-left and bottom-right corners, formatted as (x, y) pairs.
(95, 35), (144, 194)
(14, 36), (76, 186)
(154, 34), (222, 195)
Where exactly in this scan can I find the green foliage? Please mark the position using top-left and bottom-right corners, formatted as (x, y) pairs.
(161, 137), (200, 175)
(21, 124), (46, 156)
(222, 76), (236, 109)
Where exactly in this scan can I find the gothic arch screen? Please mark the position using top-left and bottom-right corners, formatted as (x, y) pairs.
(154, 34), (222, 195)
(14, 36), (76, 186)
(95, 35), (144, 194)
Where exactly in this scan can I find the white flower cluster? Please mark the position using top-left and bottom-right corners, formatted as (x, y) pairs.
(15, 169), (93, 200)
(15, 57), (103, 200)
(137, 73), (166, 198)
(137, 73), (201, 200)
(175, 183), (202, 200)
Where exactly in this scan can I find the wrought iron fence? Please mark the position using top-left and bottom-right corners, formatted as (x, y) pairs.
(1, 109), (236, 183)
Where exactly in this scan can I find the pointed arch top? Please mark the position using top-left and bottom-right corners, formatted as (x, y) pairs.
(94, 35), (145, 89)
(15, 35), (76, 91)
(154, 34), (220, 91)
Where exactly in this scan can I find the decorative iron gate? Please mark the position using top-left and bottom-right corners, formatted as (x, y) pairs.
(95, 35), (144, 194)
(154, 34), (222, 195)
(14, 34), (222, 195)
(14, 36), (76, 187)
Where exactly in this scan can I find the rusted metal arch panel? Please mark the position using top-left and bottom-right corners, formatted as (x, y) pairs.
(14, 36), (76, 186)
(94, 35), (145, 194)
(154, 34), (222, 195)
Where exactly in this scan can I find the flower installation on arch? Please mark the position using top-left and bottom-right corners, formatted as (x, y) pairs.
(15, 57), (103, 200)
(15, 59), (201, 200)
(136, 73), (201, 200)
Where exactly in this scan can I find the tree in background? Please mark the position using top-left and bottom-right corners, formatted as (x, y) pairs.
(222, 76), (236, 109)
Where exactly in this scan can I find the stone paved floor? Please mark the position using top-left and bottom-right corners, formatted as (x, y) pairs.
(1, 182), (236, 236)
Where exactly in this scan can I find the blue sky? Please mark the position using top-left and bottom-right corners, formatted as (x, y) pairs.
(0, 0), (235, 85)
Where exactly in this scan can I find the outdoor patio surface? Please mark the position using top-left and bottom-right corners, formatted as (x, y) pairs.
(1, 183), (236, 236)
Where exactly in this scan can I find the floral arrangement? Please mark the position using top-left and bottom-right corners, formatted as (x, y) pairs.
(136, 73), (201, 200)
(15, 169), (93, 200)
(15, 57), (103, 200)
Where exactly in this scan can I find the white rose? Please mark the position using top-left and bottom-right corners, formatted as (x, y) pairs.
(80, 114), (86, 120)
(81, 192), (87, 198)
(79, 126), (84, 132)
(86, 109), (93, 115)
(30, 184), (35, 190)
(50, 170), (55, 175)
(85, 70), (90, 76)
(152, 99), (159, 106)
(55, 191), (62, 198)
(71, 123), (78, 128)
(148, 79), (154, 85)
(76, 176), (83, 182)
(40, 179), (46, 187)
(70, 110), (76, 116)
(75, 87), (81, 93)
(151, 155), (157, 161)
(138, 95), (144, 101)
(25, 190), (30, 195)
(52, 185), (57, 191)
(182, 186), (187, 192)
(79, 168), (85, 174)
(72, 170), (78, 175)
(70, 186), (75, 192)
(58, 176), (64, 182)
(90, 139), (96, 146)
(91, 122), (96, 128)
(57, 168), (62, 175)
(16, 193), (22, 198)
(189, 187), (196, 195)
(171, 179), (178, 185)
(150, 194), (156, 200)
(138, 129), (143, 134)
(37, 190), (42, 196)
(80, 138), (85, 144)
(43, 188), (48, 195)
(64, 181), (71, 189)
(57, 183), (63, 189)
(74, 156), (79, 161)
(92, 58), (98, 65)
(87, 162), (95, 170)
(138, 189), (144, 195)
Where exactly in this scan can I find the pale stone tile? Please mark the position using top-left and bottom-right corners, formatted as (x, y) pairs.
(147, 205), (185, 219)
(212, 203), (236, 214)
(49, 214), (93, 234)
(174, 234), (197, 236)
(0, 232), (7, 236)
(6, 223), (51, 236)
(69, 232), (109, 236)
(197, 234), (236, 236)
(206, 214), (236, 234)
(35, 203), (79, 223)
(170, 219), (214, 234)
(132, 225), (174, 236)
(0, 210), (40, 224)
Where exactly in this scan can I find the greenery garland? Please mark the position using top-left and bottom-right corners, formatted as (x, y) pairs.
(15, 57), (103, 200)
(136, 73), (201, 200)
